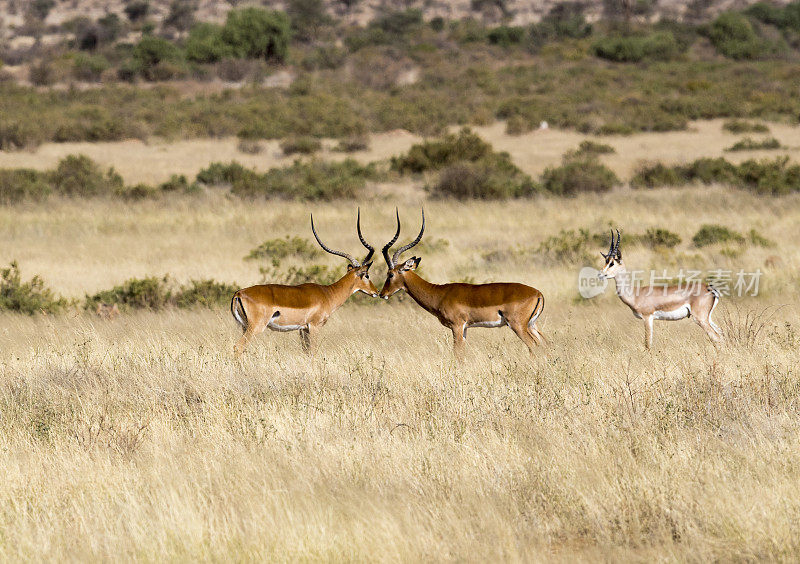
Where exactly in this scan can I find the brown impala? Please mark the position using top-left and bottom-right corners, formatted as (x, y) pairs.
(598, 229), (723, 350)
(379, 209), (546, 359)
(231, 211), (379, 356)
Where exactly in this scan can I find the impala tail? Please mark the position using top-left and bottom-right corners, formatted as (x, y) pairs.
(708, 283), (721, 299)
(231, 291), (248, 331)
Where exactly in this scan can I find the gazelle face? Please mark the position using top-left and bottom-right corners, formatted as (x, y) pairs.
(599, 253), (624, 279)
(379, 257), (420, 299)
(349, 262), (379, 297)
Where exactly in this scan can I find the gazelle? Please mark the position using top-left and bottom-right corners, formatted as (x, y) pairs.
(231, 211), (379, 356)
(598, 229), (723, 350)
(379, 209), (546, 359)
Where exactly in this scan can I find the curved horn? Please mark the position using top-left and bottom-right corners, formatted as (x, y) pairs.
(614, 228), (622, 257)
(311, 213), (359, 266)
(391, 208), (424, 266)
(381, 208), (401, 267)
(602, 228), (614, 258)
(356, 208), (374, 264)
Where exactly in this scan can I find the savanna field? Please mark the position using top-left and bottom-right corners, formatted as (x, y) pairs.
(4, 0), (800, 560)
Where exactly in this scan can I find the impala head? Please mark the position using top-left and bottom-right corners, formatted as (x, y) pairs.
(599, 229), (625, 279)
(310, 209), (379, 297)
(379, 208), (424, 299)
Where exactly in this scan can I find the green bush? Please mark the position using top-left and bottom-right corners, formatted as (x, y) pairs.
(221, 8), (291, 62)
(487, 26), (526, 47)
(723, 120), (770, 134)
(0, 169), (50, 203)
(116, 183), (160, 200)
(85, 276), (172, 311)
(541, 155), (619, 196)
(706, 12), (779, 59)
(748, 228), (775, 247)
(124, 1), (150, 21)
(0, 262), (67, 315)
(531, 2), (592, 44)
(48, 155), (124, 197)
(592, 32), (682, 62)
(631, 161), (687, 188)
(536, 229), (591, 264)
(575, 140), (616, 155)
(642, 228), (681, 249)
(260, 263), (341, 285)
(158, 174), (190, 192)
(280, 136), (322, 155)
(246, 236), (320, 260)
(333, 136), (369, 152)
(429, 161), (538, 200)
(231, 159), (375, 200)
(174, 279), (238, 308)
(692, 224), (746, 247)
(736, 156), (800, 195)
(133, 36), (184, 80)
(683, 157), (739, 185)
(392, 128), (494, 173)
(72, 53), (109, 82)
(196, 162), (253, 185)
(725, 137), (782, 151)
(185, 23), (234, 63)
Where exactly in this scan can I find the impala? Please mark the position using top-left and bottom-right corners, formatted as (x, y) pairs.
(231, 211), (379, 356)
(379, 209), (546, 359)
(598, 229), (723, 350)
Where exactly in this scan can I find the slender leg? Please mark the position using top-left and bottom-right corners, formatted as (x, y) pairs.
(510, 323), (537, 356)
(304, 324), (319, 355)
(299, 327), (311, 354)
(695, 318), (723, 344)
(529, 323), (547, 346)
(451, 324), (467, 362)
(644, 315), (654, 350)
(234, 316), (269, 357)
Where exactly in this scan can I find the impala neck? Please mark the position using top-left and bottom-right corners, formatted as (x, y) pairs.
(401, 271), (443, 315)
(326, 270), (360, 310)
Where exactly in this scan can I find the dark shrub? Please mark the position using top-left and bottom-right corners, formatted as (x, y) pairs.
(158, 174), (189, 192)
(260, 264), (341, 285)
(246, 236), (320, 260)
(683, 157), (739, 185)
(280, 136), (322, 155)
(174, 279), (238, 308)
(116, 183), (160, 200)
(642, 228), (681, 249)
(196, 162), (253, 185)
(725, 137), (782, 151)
(49, 155), (123, 197)
(333, 135), (369, 152)
(124, 1), (150, 22)
(231, 159), (374, 200)
(430, 161), (538, 200)
(487, 26), (526, 47)
(72, 53), (109, 81)
(631, 162), (687, 188)
(392, 128), (494, 173)
(723, 120), (770, 133)
(692, 224), (745, 247)
(185, 23), (234, 63)
(707, 12), (778, 59)
(0, 169), (50, 203)
(533, 2), (592, 42)
(0, 261), (67, 315)
(592, 32), (681, 62)
(286, 0), (332, 42)
(536, 229), (591, 264)
(29, 62), (55, 86)
(372, 8), (423, 35)
(85, 276), (172, 311)
(221, 8), (291, 63)
(576, 140), (616, 155)
(165, 0), (196, 32)
(541, 155), (619, 196)
(736, 156), (800, 195)
(133, 36), (183, 80)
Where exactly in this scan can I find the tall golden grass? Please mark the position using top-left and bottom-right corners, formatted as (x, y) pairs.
(0, 186), (799, 560)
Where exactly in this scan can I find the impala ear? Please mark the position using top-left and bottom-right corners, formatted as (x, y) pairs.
(363, 261), (373, 270)
(400, 257), (420, 271)
(347, 264), (355, 271)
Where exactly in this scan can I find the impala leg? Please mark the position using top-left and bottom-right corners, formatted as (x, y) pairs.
(529, 323), (547, 346)
(510, 323), (538, 356)
(299, 327), (311, 354)
(234, 314), (269, 357)
(644, 315), (654, 350)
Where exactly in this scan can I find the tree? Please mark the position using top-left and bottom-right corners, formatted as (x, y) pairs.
(221, 8), (291, 62)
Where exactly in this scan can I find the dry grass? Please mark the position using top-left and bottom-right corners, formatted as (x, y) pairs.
(1, 186), (800, 560)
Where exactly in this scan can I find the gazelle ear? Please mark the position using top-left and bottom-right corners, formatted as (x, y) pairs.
(347, 264), (356, 271)
(400, 257), (420, 271)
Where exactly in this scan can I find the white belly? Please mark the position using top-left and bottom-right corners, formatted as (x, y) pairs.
(468, 318), (507, 329)
(653, 305), (690, 321)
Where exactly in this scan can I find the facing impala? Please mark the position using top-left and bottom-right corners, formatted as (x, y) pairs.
(599, 229), (723, 350)
(231, 211), (379, 356)
(379, 209), (546, 359)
